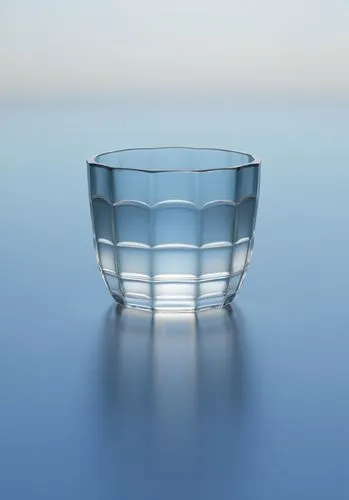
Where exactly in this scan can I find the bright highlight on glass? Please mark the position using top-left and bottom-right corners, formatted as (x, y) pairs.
(87, 147), (261, 311)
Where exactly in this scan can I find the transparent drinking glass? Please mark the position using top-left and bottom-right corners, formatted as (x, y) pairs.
(87, 147), (260, 311)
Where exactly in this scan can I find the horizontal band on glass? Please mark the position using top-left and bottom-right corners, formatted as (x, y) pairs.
(103, 270), (243, 284)
(97, 238), (250, 250)
(91, 195), (256, 209)
(123, 290), (236, 300)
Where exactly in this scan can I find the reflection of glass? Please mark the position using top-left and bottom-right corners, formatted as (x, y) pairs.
(101, 305), (244, 441)
(87, 147), (260, 311)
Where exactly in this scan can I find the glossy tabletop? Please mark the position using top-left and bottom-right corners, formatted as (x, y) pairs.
(1, 98), (349, 499)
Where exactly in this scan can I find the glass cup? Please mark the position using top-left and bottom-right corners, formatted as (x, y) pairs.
(87, 147), (260, 311)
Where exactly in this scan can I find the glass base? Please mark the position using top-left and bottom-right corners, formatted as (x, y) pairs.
(111, 293), (235, 312)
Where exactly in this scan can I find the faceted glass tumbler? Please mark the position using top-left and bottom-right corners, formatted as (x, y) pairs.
(87, 147), (260, 311)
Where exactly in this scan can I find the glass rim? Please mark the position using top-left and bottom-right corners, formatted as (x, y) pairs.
(87, 146), (260, 173)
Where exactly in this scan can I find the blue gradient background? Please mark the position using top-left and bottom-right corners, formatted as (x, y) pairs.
(1, 99), (349, 499)
(1, 2), (349, 498)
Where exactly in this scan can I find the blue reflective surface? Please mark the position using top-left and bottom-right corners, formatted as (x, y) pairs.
(1, 99), (349, 499)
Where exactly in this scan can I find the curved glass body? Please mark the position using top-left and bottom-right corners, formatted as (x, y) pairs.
(87, 147), (260, 311)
